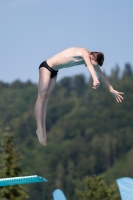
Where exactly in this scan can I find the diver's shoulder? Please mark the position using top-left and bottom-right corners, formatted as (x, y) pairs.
(71, 47), (90, 57)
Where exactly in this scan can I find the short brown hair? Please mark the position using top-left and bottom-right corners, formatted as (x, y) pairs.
(90, 52), (104, 66)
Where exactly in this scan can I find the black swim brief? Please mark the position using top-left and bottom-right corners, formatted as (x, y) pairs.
(39, 61), (58, 78)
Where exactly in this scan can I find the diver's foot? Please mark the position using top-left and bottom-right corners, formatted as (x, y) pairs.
(36, 129), (47, 146)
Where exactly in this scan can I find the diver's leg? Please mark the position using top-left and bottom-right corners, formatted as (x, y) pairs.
(34, 67), (51, 145)
(42, 75), (57, 140)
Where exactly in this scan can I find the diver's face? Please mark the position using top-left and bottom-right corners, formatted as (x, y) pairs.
(90, 55), (98, 67)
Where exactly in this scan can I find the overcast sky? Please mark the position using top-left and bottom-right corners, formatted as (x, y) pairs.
(0, 0), (133, 83)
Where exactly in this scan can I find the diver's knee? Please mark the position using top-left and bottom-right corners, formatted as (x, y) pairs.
(38, 91), (50, 101)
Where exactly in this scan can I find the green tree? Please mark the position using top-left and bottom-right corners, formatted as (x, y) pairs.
(76, 175), (120, 200)
(122, 63), (133, 78)
(0, 127), (29, 200)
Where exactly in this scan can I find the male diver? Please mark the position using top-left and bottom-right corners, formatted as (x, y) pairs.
(34, 47), (124, 146)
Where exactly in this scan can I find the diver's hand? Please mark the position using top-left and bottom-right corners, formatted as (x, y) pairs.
(110, 88), (124, 103)
(92, 79), (100, 89)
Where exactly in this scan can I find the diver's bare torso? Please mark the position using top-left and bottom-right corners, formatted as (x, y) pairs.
(47, 47), (88, 70)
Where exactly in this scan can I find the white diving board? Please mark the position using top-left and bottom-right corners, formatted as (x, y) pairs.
(0, 175), (47, 186)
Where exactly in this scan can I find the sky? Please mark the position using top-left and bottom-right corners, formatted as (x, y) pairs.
(0, 0), (133, 83)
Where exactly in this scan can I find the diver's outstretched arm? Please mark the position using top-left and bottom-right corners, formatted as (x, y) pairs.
(96, 66), (124, 103)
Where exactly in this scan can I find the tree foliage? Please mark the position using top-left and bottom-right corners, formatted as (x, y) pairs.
(0, 127), (29, 200)
(76, 175), (120, 200)
(0, 63), (133, 199)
